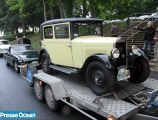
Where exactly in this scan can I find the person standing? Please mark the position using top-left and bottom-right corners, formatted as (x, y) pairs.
(154, 27), (158, 62)
(126, 17), (130, 28)
(111, 22), (118, 37)
(16, 35), (23, 44)
(135, 21), (156, 55)
(23, 36), (31, 44)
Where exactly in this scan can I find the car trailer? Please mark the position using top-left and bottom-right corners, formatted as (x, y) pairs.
(20, 65), (158, 120)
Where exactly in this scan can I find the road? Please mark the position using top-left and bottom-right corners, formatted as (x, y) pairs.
(0, 58), (157, 120)
(0, 58), (92, 120)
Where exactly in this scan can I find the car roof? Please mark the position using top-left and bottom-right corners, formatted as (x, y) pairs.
(41, 18), (103, 26)
(0, 39), (9, 42)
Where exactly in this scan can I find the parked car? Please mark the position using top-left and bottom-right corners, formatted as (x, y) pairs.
(4, 44), (39, 73)
(0, 39), (10, 57)
(39, 18), (150, 96)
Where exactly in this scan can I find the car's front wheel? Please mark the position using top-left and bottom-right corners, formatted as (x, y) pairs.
(14, 61), (20, 73)
(5, 59), (10, 66)
(86, 61), (115, 96)
(41, 53), (52, 74)
(128, 58), (150, 84)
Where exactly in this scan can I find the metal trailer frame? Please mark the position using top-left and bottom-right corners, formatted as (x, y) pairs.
(23, 69), (158, 120)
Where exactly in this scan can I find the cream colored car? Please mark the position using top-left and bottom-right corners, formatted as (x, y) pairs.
(39, 18), (150, 95)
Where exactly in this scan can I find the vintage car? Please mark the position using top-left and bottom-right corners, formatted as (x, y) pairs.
(4, 44), (39, 73)
(0, 39), (11, 57)
(39, 18), (150, 96)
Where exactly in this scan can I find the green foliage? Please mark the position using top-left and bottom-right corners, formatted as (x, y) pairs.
(0, 0), (158, 35)
(2, 33), (16, 42)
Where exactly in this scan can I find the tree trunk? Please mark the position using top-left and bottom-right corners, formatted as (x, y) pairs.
(32, 25), (35, 33)
(82, 0), (87, 17)
(22, 19), (26, 36)
(89, 0), (97, 18)
(58, 0), (65, 18)
(49, 6), (54, 19)
(43, 0), (47, 21)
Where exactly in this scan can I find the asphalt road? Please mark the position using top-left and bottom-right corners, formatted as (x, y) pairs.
(0, 58), (92, 120)
(0, 58), (157, 120)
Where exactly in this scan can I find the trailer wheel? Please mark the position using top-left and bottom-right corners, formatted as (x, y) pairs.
(41, 53), (52, 74)
(34, 79), (44, 101)
(86, 61), (115, 96)
(128, 58), (150, 84)
(26, 65), (38, 87)
(44, 85), (59, 111)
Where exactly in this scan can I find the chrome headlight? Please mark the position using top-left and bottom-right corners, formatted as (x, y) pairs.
(112, 48), (120, 58)
(132, 45), (139, 54)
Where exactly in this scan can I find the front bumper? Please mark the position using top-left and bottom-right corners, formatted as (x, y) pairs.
(117, 66), (130, 81)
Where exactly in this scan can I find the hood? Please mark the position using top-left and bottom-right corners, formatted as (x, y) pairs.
(0, 44), (10, 49)
(73, 35), (120, 43)
(15, 51), (39, 62)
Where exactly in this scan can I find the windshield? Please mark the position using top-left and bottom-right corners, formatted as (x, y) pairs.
(12, 45), (34, 53)
(0, 41), (9, 45)
(73, 22), (102, 38)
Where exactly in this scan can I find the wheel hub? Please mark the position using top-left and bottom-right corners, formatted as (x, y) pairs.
(93, 72), (104, 86)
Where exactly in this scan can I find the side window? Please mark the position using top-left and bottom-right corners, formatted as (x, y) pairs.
(54, 24), (69, 39)
(44, 26), (53, 39)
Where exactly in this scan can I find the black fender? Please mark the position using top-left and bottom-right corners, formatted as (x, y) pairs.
(39, 49), (51, 63)
(128, 49), (148, 69)
(81, 54), (115, 73)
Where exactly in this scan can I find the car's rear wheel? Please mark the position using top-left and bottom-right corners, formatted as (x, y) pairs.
(41, 53), (52, 74)
(14, 61), (20, 73)
(86, 61), (115, 96)
(128, 58), (150, 84)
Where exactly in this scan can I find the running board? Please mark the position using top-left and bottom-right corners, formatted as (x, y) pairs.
(49, 65), (77, 74)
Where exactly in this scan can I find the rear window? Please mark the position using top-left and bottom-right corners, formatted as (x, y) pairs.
(0, 41), (9, 45)
(44, 26), (53, 39)
(12, 45), (33, 53)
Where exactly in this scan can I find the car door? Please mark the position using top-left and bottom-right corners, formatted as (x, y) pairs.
(42, 23), (73, 67)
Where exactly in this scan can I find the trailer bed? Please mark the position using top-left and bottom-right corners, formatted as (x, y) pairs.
(33, 71), (158, 119)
